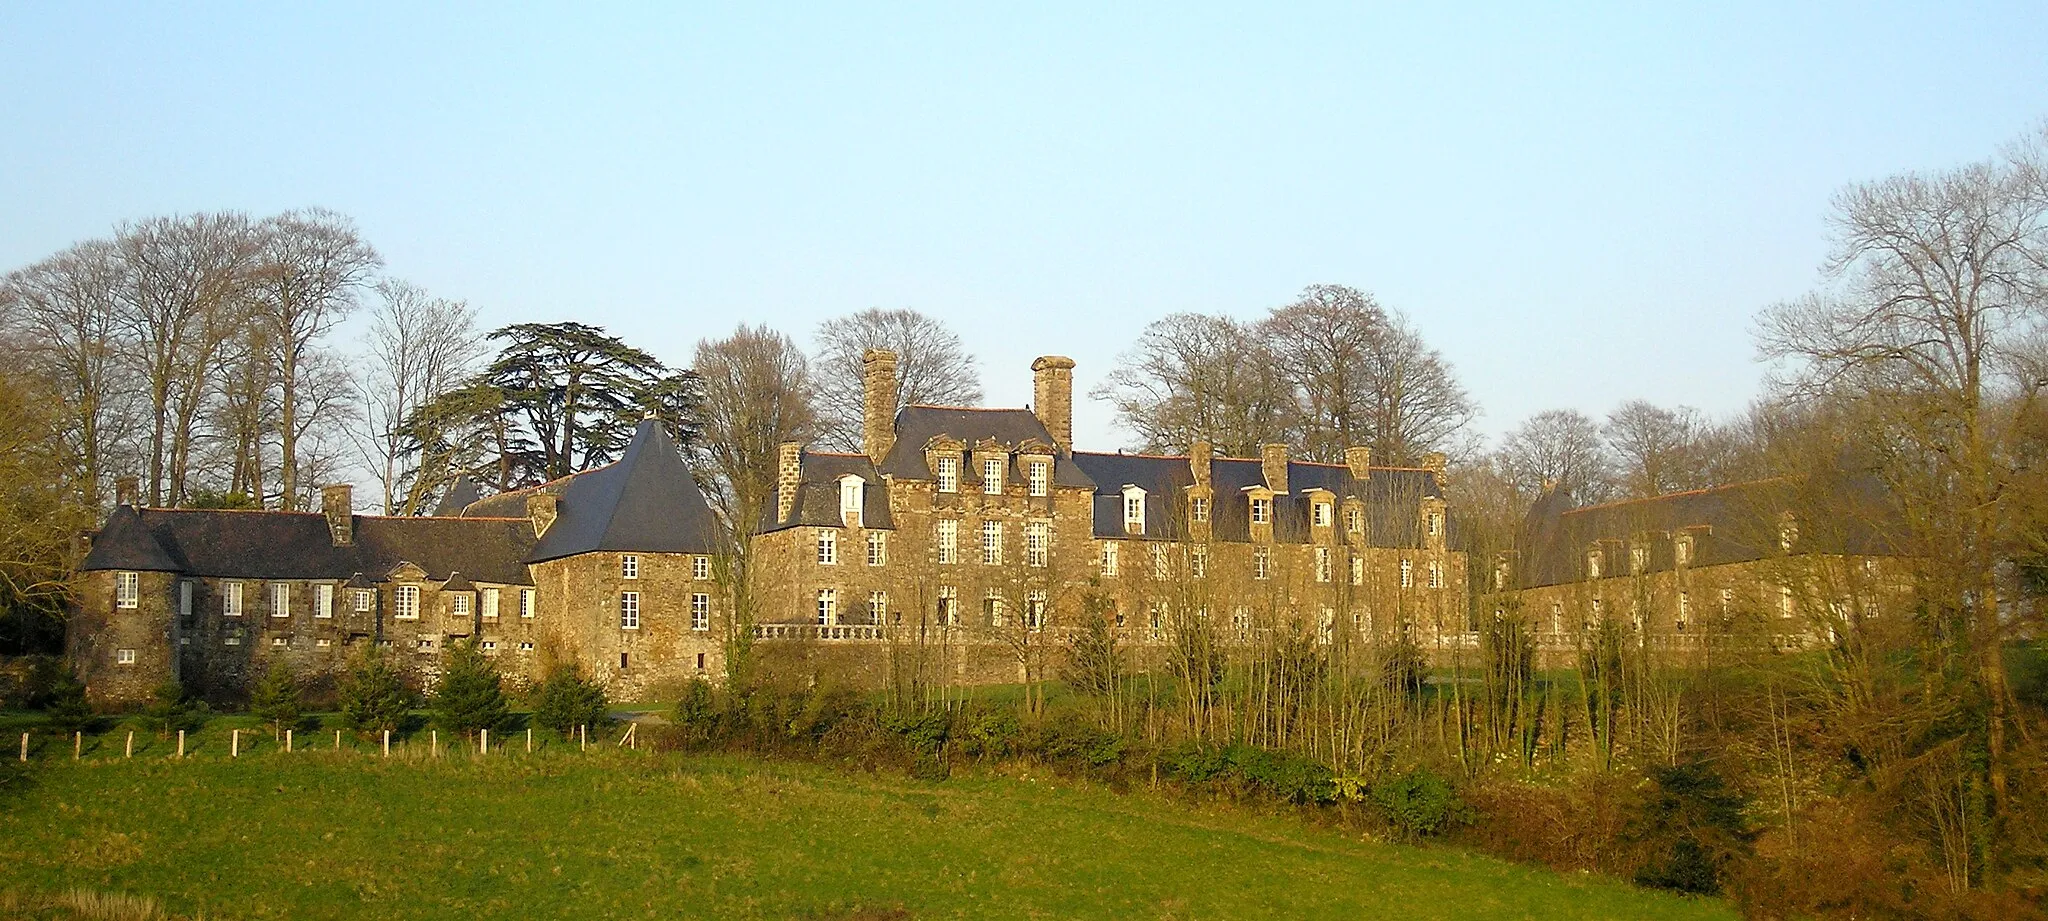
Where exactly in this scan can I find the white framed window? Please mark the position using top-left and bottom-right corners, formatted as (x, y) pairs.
(1678, 591), (1691, 627)
(1586, 550), (1603, 579)
(869, 590), (889, 624)
(116, 648), (136, 665)
(1028, 460), (1049, 497)
(816, 588), (836, 626)
(269, 582), (291, 618)
(1345, 506), (1363, 534)
(620, 591), (640, 629)
(223, 581), (244, 617)
(452, 593), (471, 617)
(1630, 545), (1647, 574)
(1024, 591), (1047, 631)
(1428, 511), (1443, 536)
(984, 589), (1004, 627)
(480, 587), (499, 620)
(1190, 496), (1209, 522)
(1253, 546), (1270, 581)
(1779, 584), (1795, 617)
(521, 588), (536, 618)
(1313, 502), (1332, 527)
(816, 528), (838, 565)
(621, 554), (639, 579)
(1675, 536), (1693, 566)
(692, 555), (710, 580)
(352, 588), (372, 614)
(416, 638), (434, 651)
(1232, 607), (1249, 638)
(1147, 602), (1164, 641)
(936, 586), (957, 626)
(1250, 497), (1271, 524)
(1190, 546), (1207, 578)
(224, 633), (242, 646)
(1100, 541), (1119, 577)
(935, 455), (959, 493)
(316, 583), (334, 619)
(691, 593), (710, 631)
(394, 585), (419, 620)
(1399, 559), (1413, 589)
(1025, 521), (1048, 568)
(115, 572), (139, 609)
(272, 636), (289, 647)
(840, 477), (864, 526)
(179, 580), (193, 618)
(1315, 547), (1331, 583)
(316, 637), (332, 647)
(481, 641), (497, 652)
(518, 641), (534, 652)
(1428, 560), (1444, 589)
(1151, 543), (1169, 579)
(937, 520), (959, 565)
(867, 530), (887, 567)
(1122, 487), (1146, 535)
(1350, 556), (1364, 586)
(981, 520), (1002, 565)
(982, 456), (1004, 494)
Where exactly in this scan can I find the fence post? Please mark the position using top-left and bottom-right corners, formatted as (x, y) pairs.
(431, 730), (438, 758)
(74, 731), (81, 760)
(526, 726), (532, 753)
(286, 729), (293, 753)
(177, 729), (185, 758)
(335, 729), (342, 751)
(231, 729), (239, 758)
(382, 729), (390, 758)
(480, 728), (488, 756)
(18, 732), (25, 762)
(125, 730), (134, 758)
(580, 724), (587, 751)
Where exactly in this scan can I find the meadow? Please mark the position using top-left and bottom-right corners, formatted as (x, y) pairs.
(0, 721), (1736, 921)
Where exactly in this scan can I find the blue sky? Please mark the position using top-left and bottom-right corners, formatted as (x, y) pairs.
(5, 3), (2045, 453)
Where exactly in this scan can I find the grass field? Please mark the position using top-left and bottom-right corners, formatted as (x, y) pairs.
(0, 738), (1735, 921)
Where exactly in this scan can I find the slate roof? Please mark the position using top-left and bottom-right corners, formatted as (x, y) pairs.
(759, 452), (898, 533)
(1068, 452), (1449, 548)
(78, 508), (539, 585)
(876, 406), (1096, 489)
(432, 477), (483, 517)
(526, 418), (722, 562)
(1514, 473), (1900, 589)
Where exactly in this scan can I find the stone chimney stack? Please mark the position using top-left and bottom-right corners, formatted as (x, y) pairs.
(115, 475), (139, 508)
(322, 484), (354, 547)
(1344, 446), (1373, 480)
(1031, 356), (1076, 453)
(526, 493), (558, 538)
(777, 442), (804, 523)
(1188, 440), (1212, 486)
(862, 349), (898, 464)
(1260, 443), (1289, 494)
(1422, 451), (1449, 487)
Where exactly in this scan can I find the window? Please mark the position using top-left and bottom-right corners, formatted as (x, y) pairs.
(984, 589), (1004, 627)
(982, 456), (1004, 494)
(1630, 545), (1647, 574)
(1025, 520), (1049, 567)
(1314, 547), (1331, 583)
(816, 589), (836, 625)
(316, 583), (334, 619)
(620, 591), (640, 629)
(273, 636), (290, 647)
(1351, 556), (1365, 586)
(115, 572), (139, 609)
(480, 588), (498, 620)
(937, 520), (959, 564)
(179, 580), (193, 618)
(520, 588), (535, 619)
(1399, 559), (1413, 589)
(1123, 488), (1146, 535)
(1345, 507), (1363, 534)
(1147, 602), (1164, 641)
(353, 589), (372, 614)
(840, 477), (864, 526)
(816, 529), (838, 565)
(223, 581), (244, 617)
(1428, 511), (1443, 536)
(481, 641), (497, 652)
(981, 520), (1002, 565)
(316, 637), (331, 647)
(691, 593), (710, 631)
(695, 653), (706, 670)
(451, 593), (471, 617)
(1152, 544), (1169, 579)
(621, 554), (639, 579)
(1190, 497), (1209, 522)
(1779, 515), (1799, 552)
(620, 652), (629, 670)
(693, 555), (710, 580)
(1028, 460), (1049, 497)
(519, 642), (534, 652)
(1024, 591), (1046, 630)
(1250, 497), (1271, 524)
(116, 648), (136, 665)
(224, 633), (241, 646)
(1190, 546), (1207, 578)
(394, 585), (419, 620)
(1675, 536), (1693, 566)
(1585, 550), (1603, 579)
(417, 638), (435, 651)
(1428, 560), (1443, 589)
(1313, 502), (1331, 527)
(1253, 546), (1271, 580)
(1678, 592), (1691, 628)
(1232, 607), (1249, 638)
(270, 582), (291, 618)
(1720, 587), (1734, 615)
(937, 586), (957, 626)
(1779, 584), (1795, 617)
(868, 591), (888, 624)
(935, 455), (959, 493)
(1100, 541), (1119, 577)
(867, 530), (887, 566)
(1550, 601), (1563, 632)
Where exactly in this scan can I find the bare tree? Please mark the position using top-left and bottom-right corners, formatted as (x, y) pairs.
(1495, 409), (1609, 504)
(1262, 285), (1476, 464)
(356, 279), (480, 514)
(0, 239), (136, 506)
(812, 308), (981, 452)
(692, 325), (819, 545)
(1094, 312), (1290, 455)
(1604, 400), (1707, 498)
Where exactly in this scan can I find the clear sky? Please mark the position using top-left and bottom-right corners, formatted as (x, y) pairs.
(5, 3), (2045, 454)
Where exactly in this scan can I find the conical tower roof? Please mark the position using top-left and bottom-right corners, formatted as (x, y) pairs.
(529, 418), (722, 563)
(79, 505), (183, 573)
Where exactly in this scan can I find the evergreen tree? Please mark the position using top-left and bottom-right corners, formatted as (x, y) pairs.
(42, 669), (92, 733)
(431, 637), (508, 738)
(139, 681), (208, 739)
(249, 661), (303, 738)
(338, 650), (414, 735)
(532, 663), (608, 738)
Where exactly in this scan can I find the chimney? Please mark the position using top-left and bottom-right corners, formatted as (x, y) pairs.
(1031, 356), (1075, 453)
(322, 484), (354, 546)
(1260, 443), (1289, 494)
(777, 442), (804, 523)
(1422, 451), (1448, 487)
(526, 493), (558, 538)
(862, 349), (898, 463)
(1344, 446), (1372, 480)
(115, 475), (139, 508)
(1188, 441), (1212, 486)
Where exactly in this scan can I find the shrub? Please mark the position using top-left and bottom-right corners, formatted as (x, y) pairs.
(337, 651), (414, 734)
(672, 678), (716, 746)
(249, 662), (302, 737)
(137, 682), (208, 738)
(1627, 760), (1752, 896)
(1370, 767), (1464, 839)
(431, 638), (510, 737)
(957, 706), (1020, 760)
(42, 669), (93, 733)
(533, 664), (609, 738)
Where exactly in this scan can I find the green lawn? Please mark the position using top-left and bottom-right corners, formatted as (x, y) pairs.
(0, 744), (1731, 921)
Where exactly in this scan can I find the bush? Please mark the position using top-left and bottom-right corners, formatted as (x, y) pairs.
(431, 638), (510, 737)
(338, 651), (414, 734)
(672, 678), (716, 746)
(42, 670), (93, 733)
(533, 664), (609, 738)
(1370, 768), (1464, 839)
(1627, 761), (1751, 896)
(249, 662), (303, 736)
(138, 682), (208, 738)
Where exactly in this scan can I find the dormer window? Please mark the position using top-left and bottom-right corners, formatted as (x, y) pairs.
(1675, 535), (1693, 566)
(982, 457), (1004, 495)
(1630, 545), (1647, 574)
(1586, 550), (1603, 579)
(1778, 514), (1799, 552)
(1190, 497), (1209, 522)
(1345, 506), (1363, 534)
(1313, 502), (1332, 527)
(839, 475), (865, 528)
(935, 456), (959, 493)
(1027, 460), (1049, 497)
(1427, 511), (1443, 536)
(1250, 497), (1271, 525)
(1122, 486), (1146, 535)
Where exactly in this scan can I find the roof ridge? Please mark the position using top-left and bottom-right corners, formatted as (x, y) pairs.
(902, 404), (1031, 413)
(1562, 476), (1790, 516)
